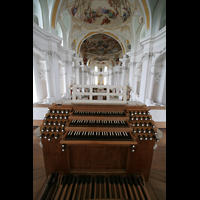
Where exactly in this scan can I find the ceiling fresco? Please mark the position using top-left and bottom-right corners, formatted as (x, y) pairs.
(70, 0), (132, 27)
(80, 33), (122, 64)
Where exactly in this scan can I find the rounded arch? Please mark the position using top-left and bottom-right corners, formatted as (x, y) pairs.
(151, 0), (166, 34)
(138, 0), (152, 31)
(33, 0), (43, 29)
(39, 0), (50, 31)
(57, 9), (72, 49)
(51, 0), (62, 29)
(77, 32), (126, 56)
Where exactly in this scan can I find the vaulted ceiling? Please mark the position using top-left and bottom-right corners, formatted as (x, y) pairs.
(33, 0), (166, 67)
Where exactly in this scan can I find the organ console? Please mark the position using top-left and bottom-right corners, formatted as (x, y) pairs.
(38, 103), (159, 199)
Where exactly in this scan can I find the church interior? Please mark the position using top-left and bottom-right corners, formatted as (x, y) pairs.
(33, 0), (166, 199)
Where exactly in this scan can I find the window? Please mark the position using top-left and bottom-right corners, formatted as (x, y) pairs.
(104, 66), (107, 72)
(95, 66), (98, 72)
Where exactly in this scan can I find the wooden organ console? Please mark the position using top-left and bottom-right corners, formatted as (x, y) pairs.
(38, 103), (159, 200)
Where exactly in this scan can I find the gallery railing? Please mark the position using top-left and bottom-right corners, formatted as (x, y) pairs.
(72, 85), (127, 104)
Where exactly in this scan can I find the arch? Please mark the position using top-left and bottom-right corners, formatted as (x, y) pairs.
(151, 0), (166, 34)
(39, 0), (50, 31)
(33, 0), (43, 29)
(57, 9), (72, 49)
(138, 0), (151, 30)
(140, 23), (145, 39)
(77, 32), (125, 56)
(51, 0), (61, 29)
(159, 2), (166, 30)
(131, 11), (143, 51)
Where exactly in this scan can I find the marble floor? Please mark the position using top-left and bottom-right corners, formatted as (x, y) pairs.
(33, 127), (166, 200)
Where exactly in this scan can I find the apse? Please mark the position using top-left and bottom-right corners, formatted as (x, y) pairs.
(80, 33), (122, 66)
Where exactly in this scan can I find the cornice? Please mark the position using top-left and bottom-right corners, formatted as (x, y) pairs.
(33, 22), (62, 44)
(58, 44), (75, 56)
(139, 26), (166, 45)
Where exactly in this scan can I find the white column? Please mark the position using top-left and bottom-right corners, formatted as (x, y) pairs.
(75, 66), (80, 84)
(128, 62), (134, 100)
(111, 69), (114, 85)
(82, 67), (85, 85)
(44, 61), (53, 103)
(67, 60), (73, 98)
(139, 53), (151, 103)
(119, 57), (128, 85)
(157, 58), (166, 104)
(145, 65), (155, 105)
(74, 57), (83, 85)
(120, 67), (125, 85)
(33, 55), (43, 102)
(114, 66), (120, 85)
(117, 72), (120, 85)
(128, 62), (133, 88)
(106, 72), (109, 85)
(63, 63), (68, 96)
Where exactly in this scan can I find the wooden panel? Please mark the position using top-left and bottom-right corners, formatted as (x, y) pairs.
(69, 146), (128, 170)
(65, 126), (133, 132)
(41, 137), (70, 177)
(126, 139), (155, 181)
(60, 140), (137, 145)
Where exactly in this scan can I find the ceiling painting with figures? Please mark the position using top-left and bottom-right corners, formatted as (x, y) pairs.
(70, 0), (132, 27)
(80, 33), (122, 65)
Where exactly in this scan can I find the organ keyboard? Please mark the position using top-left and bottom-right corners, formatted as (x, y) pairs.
(38, 103), (159, 199)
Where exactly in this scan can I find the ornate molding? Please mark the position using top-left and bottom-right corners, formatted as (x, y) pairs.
(143, 52), (154, 60)
(154, 72), (161, 82)
(33, 41), (45, 53)
(46, 50), (61, 60)
(39, 69), (45, 80)
(154, 47), (166, 55)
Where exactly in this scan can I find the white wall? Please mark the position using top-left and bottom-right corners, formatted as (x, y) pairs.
(33, 22), (75, 103)
(33, 22), (166, 105)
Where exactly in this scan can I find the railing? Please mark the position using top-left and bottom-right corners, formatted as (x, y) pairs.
(72, 85), (127, 104)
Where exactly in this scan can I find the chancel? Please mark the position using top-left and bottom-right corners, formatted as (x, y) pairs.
(33, 0), (166, 199)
